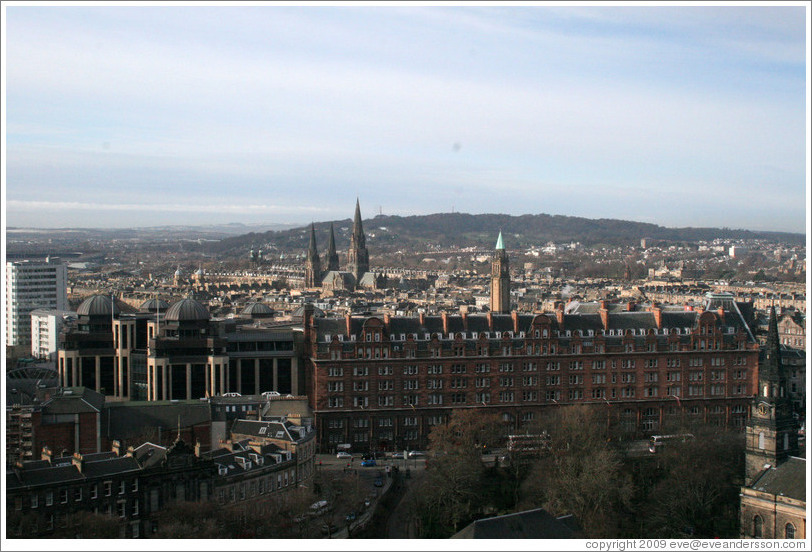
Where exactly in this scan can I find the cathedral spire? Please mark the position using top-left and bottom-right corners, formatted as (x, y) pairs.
(305, 223), (321, 288)
(347, 199), (369, 283)
(326, 222), (339, 271)
(352, 198), (366, 247)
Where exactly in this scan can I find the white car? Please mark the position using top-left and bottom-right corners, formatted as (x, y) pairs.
(408, 450), (426, 458)
(336, 451), (353, 459)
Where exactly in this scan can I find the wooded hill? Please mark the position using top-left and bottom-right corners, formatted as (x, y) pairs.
(201, 212), (805, 256)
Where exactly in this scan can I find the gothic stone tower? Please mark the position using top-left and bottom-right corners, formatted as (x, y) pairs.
(745, 306), (799, 485)
(305, 223), (322, 288)
(325, 222), (340, 272)
(347, 199), (369, 282)
(489, 231), (510, 314)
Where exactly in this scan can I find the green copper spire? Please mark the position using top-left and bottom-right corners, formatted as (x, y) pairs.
(495, 231), (505, 250)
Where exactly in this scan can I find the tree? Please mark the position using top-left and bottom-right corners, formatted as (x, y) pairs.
(517, 405), (633, 538)
(413, 409), (504, 536)
(637, 427), (744, 538)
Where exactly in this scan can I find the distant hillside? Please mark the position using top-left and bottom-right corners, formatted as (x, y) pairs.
(201, 212), (805, 255)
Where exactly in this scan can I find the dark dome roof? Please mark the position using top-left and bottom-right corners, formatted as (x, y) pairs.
(77, 294), (137, 316)
(291, 304), (326, 318)
(139, 298), (170, 313)
(242, 302), (274, 317)
(165, 298), (210, 322)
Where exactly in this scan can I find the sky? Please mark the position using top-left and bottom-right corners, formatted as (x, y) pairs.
(2, 2), (809, 233)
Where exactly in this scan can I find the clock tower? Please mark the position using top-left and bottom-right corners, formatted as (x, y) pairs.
(744, 306), (798, 485)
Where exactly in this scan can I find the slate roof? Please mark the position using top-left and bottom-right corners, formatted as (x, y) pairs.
(312, 303), (755, 343)
(80, 456), (140, 478)
(130, 442), (167, 468)
(230, 419), (297, 441)
(41, 387), (105, 414)
(749, 457), (806, 502)
(451, 508), (581, 539)
(103, 401), (211, 441)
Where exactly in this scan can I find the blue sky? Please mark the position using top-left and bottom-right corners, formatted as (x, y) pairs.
(3, 3), (809, 232)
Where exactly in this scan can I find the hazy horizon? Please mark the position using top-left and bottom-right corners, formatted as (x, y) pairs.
(4, 209), (808, 236)
(4, 4), (809, 233)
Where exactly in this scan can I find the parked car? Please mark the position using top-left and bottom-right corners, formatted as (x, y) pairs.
(408, 450), (426, 458)
(391, 452), (405, 459)
(361, 458), (376, 467)
(346, 512), (357, 522)
(363, 498), (371, 508)
(374, 478), (384, 487)
(336, 451), (353, 459)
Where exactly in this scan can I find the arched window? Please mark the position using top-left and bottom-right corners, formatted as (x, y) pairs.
(785, 523), (795, 539)
(753, 515), (763, 538)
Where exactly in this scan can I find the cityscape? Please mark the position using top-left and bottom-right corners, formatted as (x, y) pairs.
(2, 2), (809, 549)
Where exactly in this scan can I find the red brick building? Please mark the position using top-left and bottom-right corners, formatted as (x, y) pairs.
(303, 295), (759, 453)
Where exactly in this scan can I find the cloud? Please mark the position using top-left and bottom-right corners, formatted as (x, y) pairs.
(3, 5), (807, 232)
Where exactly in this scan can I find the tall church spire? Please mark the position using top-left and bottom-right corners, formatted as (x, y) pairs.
(326, 223), (340, 272)
(304, 223), (321, 288)
(347, 199), (369, 283)
(744, 305), (798, 484)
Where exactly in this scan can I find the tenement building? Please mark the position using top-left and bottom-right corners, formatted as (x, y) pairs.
(303, 293), (759, 453)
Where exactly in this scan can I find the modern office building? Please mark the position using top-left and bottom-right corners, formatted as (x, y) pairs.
(5, 259), (68, 347)
(57, 296), (303, 402)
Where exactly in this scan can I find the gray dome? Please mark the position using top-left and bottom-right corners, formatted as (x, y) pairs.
(139, 298), (170, 313)
(77, 294), (137, 316)
(242, 302), (274, 318)
(165, 298), (210, 322)
(291, 304), (326, 318)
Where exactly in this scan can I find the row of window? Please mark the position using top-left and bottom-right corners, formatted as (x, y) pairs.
(216, 468), (296, 504)
(20, 480), (138, 509)
(325, 357), (749, 377)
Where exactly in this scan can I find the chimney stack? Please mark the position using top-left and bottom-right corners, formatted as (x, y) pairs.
(441, 312), (449, 334)
(345, 313), (352, 338)
(599, 303), (609, 331)
(112, 440), (121, 456)
(41, 446), (53, 464)
(487, 311), (494, 331)
(460, 308), (468, 331)
(555, 302), (564, 325)
(72, 452), (84, 473)
(512, 311), (519, 334)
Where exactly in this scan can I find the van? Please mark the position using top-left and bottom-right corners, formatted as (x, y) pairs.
(310, 500), (330, 515)
(648, 433), (694, 453)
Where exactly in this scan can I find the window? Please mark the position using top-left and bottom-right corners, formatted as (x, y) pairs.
(31, 495), (38, 509)
(75, 487), (83, 501)
(60, 489), (68, 504)
(753, 515), (763, 538)
(328, 367), (344, 377)
(105, 481), (112, 496)
(758, 432), (765, 450)
(785, 523), (795, 539)
(132, 479), (138, 492)
(46, 491), (53, 506)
